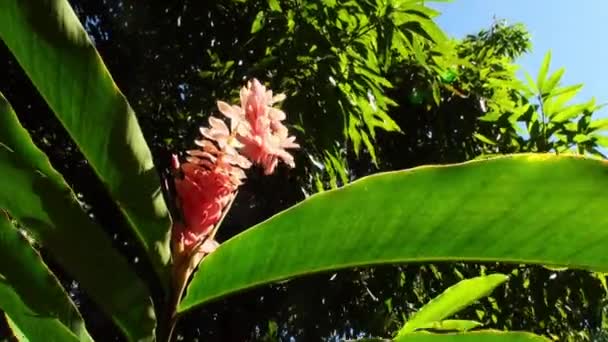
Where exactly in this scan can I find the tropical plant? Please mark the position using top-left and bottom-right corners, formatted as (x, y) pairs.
(520, 51), (607, 156)
(2, 1), (608, 342)
(353, 274), (547, 340)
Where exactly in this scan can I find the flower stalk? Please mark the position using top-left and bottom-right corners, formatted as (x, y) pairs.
(163, 79), (299, 341)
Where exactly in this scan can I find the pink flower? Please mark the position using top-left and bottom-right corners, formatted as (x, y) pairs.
(188, 116), (252, 185)
(172, 161), (236, 249)
(217, 78), (299, 174)
(171, 117), (249, 253)
(171, 78), (298, 260)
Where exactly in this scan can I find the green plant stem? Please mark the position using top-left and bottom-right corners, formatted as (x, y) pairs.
(538, 94), (548, 151)
(164, 267), (189, 342)
(162, 192), (239, 342)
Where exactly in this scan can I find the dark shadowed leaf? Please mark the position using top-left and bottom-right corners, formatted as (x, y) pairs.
(1, 290), (80, 342)
(0, 215), (92, 341)
(0, 93), (156, 341)
(0, 0), (171, 283)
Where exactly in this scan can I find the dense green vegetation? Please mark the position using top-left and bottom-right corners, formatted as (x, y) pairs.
(1, 0), (607, 341)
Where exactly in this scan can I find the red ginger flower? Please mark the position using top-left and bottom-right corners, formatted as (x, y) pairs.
(171, 117), (248, 254)
(172, 162), (234, 249)
(172, 78), (298, 260)
(170, 78), (298, 316)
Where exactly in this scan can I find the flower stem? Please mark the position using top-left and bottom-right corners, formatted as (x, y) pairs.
(162, 191), (239, 342)
(163, 265), (190, 342)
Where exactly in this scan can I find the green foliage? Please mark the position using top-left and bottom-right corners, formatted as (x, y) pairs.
(0, 0), (172, 282)
(0, 284), (82, 342)
(412, 320), (483, 332)
(198, 0), (449, 188)
(456, 35), (607, 157)
(180, 154), (608, 315)
(1, 0), (607, 340)
(460, 20), (531, 60)
(398, 274), (508, 335)
(394, 331), (551, 342)
(0, 93), (156, 341)
(353, 331), (550, 342)
(520, 51), (607, 156)
(0, 214), (92, 341)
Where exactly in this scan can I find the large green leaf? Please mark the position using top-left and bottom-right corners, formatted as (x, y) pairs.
(540, 67), (564, 97)
(180, 154), (608, 312)
(353, 331), (549, 342)
(1, 284), (81, 342)
(536, 50), (551, 92)
(397, 274), (508, 336)
(544, 86), (581, 118)
(0, 93), (156, 341)
(412, 320), (483, 332)
(551, 98), (596, 123)
(0, 0), (171, 281)
(394, 331), (550, 341)
(0, 214), (92, 341)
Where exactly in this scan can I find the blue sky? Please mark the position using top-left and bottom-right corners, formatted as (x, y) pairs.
(430, 0), (608, 118)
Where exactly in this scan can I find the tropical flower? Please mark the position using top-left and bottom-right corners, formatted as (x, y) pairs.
(217, 78), (300, 174)
(172, 160), (236, 248)
(171, 78), (298, 266)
